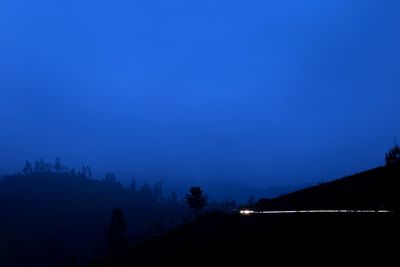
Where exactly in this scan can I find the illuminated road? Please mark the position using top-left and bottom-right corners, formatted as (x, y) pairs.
(239, 209), (392, 215)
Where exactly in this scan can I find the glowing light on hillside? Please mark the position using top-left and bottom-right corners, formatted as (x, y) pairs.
(240, 210), (255, 215)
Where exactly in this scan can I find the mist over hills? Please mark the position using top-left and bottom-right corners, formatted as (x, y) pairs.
(163, 178), (310, 203)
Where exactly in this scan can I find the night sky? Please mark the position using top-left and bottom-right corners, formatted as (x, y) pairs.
(1, 0), (399, 190)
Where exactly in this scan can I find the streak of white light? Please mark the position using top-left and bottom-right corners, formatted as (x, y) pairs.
(239, 209), (392, 215)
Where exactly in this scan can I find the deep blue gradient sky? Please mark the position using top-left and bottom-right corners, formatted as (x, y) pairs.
(1, 0), (399, 189)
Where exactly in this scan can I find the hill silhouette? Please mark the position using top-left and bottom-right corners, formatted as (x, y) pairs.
(0, 171), (187, 267)
(89, 163), (400, 266)
(254, 162), (400, 211)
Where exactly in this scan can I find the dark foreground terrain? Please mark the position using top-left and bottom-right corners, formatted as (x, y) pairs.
(90, 211), (399, 266)
(91, 163), (400, 266)
(255, 163), (400, 211)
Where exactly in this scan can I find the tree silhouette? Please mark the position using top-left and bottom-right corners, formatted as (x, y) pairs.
(34, 158), (50, 172)
(130, 178), (136, 192)
(86, 166), (92, 179)
(80, 166), (87, 178)
(386, 144), (400, 165)
(54, 157), (62, 172)
(153, 181), (163, 200)
(69, 168), (76, 177)
(140, 181), (152, 198)
(185, 186), (206, 215)
(107, 208), (129, 253)
(23, 160), (33, 174)
(105, 172), (117, 184)
(34, 160), (40, 172)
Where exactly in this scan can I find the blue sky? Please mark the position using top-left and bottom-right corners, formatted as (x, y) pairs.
(0, 0), (399, 189)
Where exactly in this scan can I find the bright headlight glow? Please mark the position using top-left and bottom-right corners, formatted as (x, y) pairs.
(240, 210), (255, 215)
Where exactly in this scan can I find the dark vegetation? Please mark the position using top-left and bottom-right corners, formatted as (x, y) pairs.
(0, 159), (235, 267)
(90, 160), (400, 266)
(1, 146), (399, 266)
(185, 186), (207, 215)
(385, 141), (400, 165)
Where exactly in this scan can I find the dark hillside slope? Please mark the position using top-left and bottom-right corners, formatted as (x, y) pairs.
(90, 212), (399, 266)
(255, 163), (400, 211)
(90, 164), (400, 266)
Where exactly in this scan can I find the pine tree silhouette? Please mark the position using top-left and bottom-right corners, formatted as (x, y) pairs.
(54, 157), (62, 172)
(185, 186), (206, 215)
(23, 160), (33, 174)
(386, 139), (400, 165)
